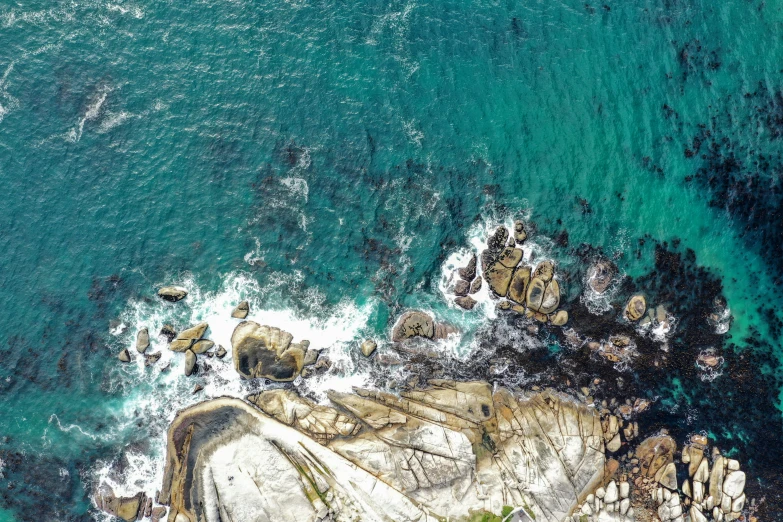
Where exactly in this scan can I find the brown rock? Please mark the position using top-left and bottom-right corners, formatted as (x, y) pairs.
(497, 247), (523, 268)
(360, 339), (377, 357)
(550, 310), (568, 326)
(533, 260), (555, 282)
(231, 322), (308, 381)
(159, 324), (176, 342)
(184, 349), (197, 376)
(469, 277), (482, 294)
(216, 345), (227, 358)
(144, 352), (162, 367)
(118, 349), (131, 363)
(455, 296), (477, 310)
(487, 226), (509, 252)
(513, 220), (527, 243)
(453, 279), (470, 296)
(135, 328), (150, 354)
(457, 254), (477, 281)
(392, 310), (435, 341)
(484, 261), (515, 297)
(169, 322), (209, 352)
(507, 265), (531, 304)
(625, 295), (647, 322)
(636, 434), (676, 479)
(525, 277), (547, 311)
(538, 279), (560, 314)
(193, 384), (204, 394)
(231, 300), (250, 319)
(587, 260), (616, 294)
(157, 286), (187, 302)
(191, 339), (214, 355)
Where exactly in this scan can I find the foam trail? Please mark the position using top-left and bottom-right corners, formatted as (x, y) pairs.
(90, 271), (377, 519)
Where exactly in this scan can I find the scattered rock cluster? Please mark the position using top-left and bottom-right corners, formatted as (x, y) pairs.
(456, 221), (570, 326)
(571, 430), (756, 522)
(452, 253), (482, 310)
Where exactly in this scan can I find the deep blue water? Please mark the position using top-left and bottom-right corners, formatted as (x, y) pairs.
(1, 0), (783, 519)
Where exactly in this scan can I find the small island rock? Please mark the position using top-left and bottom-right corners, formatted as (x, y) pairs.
(184, 349), (197, 376)
(135, 328), (150, 353)
(625, 295), (647, 321)
(360, 339), (377, 357)
(231, 301), (250, 319)
(157, 286), (187, 302)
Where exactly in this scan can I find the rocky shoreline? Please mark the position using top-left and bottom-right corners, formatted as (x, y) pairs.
(99, 220), (773, 522)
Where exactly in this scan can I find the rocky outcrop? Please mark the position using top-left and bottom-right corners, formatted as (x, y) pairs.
(157, 286), (187, 302)
(586, 260), (616, 294)
(391, 310), (457, 342)
(118, 348), (131, 363)
(231, 300), (250, 319)
(231, 321), (309, 381)
(158, 381), (604, 522)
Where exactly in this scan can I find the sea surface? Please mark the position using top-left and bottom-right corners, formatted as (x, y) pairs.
(1, 0), (783, 520)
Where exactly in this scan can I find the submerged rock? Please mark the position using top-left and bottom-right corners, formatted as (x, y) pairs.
(159, 382), (603, 522)
(231, 300), (250, 319)
(231, 321), (308, 381)
(135, 328), (150, 353)
(157, 286), (187, 302)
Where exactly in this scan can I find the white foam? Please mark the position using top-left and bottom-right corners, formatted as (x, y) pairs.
(90, 271), (377, 517)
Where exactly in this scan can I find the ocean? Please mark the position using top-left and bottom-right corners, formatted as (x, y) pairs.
(1, 0), (782, 519)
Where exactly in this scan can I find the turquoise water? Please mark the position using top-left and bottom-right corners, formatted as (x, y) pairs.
(1, 0), (783, 519)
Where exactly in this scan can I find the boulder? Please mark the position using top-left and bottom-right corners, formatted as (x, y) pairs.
(587, 260), (616, 294)
(550, 310), (568, 326)
(453, 279), (470, 296)
(184, 349), (197, 376)
(169, 322), (208, 352)
(231, 300), (250, 319)
(507, 266), (531, 304)
(303, 347), (320, 366)
(231, 321), (308, 381)
(144, 352), (162, 367)
(723, 470), (745, 498)
(118, 349), (131, 363)
(538, 279), (560, 314)
(469, 277), (482, 294)
(215, 345), (227, 358)
(360, 339), (377, 357)
(513, 220), (527, 243)
(157, 286), (187, 302)
(525, 277), (547, 311)
(455, 296), (477, 310)
(497, 247), (523, 268)
(150, 507), (166, 522)
(625, 295), (647, 321)
(484, 261), (515, 297)
(458, 254), (477, 282)
(635, 434), (676, 478)
(159, 324), (176, 342)
(487, 226), (509, 252)
(94, 486), (143, 521)
(135, 328), (150, 353)
(533, 260), (554, 282)
(191, 339), (214, 355)
(391, 311), (456, 341)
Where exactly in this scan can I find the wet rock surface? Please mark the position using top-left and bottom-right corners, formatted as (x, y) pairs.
(231, 321), (309, 381)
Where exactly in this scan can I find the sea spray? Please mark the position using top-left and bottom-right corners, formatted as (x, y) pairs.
(89, 271), (378, 517)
